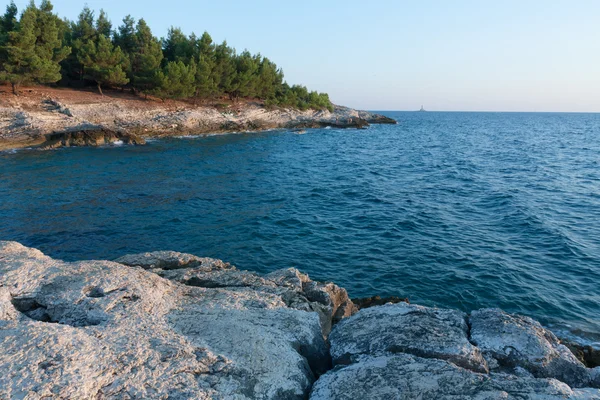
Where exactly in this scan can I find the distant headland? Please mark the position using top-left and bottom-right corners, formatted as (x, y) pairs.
(0, 1), (395, 150)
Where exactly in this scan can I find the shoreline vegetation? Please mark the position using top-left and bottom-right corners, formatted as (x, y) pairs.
(1, 241), (599, 399)
(0, 1), (333, 109)
(0, 1), (396, 151)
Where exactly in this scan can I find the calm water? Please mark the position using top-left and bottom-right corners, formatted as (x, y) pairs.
(1, 112), (600, 344)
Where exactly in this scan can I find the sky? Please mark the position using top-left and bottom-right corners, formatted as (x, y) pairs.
(8, 0), (600, 111)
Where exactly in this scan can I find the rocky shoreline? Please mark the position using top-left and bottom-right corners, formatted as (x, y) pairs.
(1, 242), (599, 399)
(0, 88), (396, 151)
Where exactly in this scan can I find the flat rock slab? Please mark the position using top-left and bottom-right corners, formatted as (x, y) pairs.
(329, 302), (488, 373)
(310, 353), (600, 400)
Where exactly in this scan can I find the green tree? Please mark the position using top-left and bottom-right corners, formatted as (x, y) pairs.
(229, 50), (259, 100)
(194, 54), (217, 100)
(62, 6), (96, 81)
(0, 5), (37, 94)
(32, 0), (71, 83)
(214, 41), (236, 97)
(0, 1), (70, 94)
(0, 1), (18, 72)
(95, 9), (111, 38)
(162, 27), (193, 63)
(192, 31), (218, 100)
(256, 57), (283, 101)
(130, 18), (162, 95)
(78, 34), (129, 95)
(113, 15), (136, 56)
(0, 1), (18, 47)
(151, 60), (195, 99)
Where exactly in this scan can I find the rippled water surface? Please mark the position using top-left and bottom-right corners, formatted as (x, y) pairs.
(1, 112), (600, 342)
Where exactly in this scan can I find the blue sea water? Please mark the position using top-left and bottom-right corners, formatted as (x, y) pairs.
(1, 111), (599, 344)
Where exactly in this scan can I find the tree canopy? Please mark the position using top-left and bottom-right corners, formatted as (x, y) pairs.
(0, 1), (70, 94)
(0, 1), (333, 111)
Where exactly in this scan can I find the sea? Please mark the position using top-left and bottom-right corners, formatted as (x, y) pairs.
(1, 111), (599, 346)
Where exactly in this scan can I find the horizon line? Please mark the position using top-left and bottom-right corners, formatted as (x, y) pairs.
(367, 109), (600, 114)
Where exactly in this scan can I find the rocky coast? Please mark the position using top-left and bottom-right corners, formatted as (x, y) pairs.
(1, 241), (599, 399)
(0, 87), (396, 151)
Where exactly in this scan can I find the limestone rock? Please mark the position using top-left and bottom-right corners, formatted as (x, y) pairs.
(4, 241), (598, 399)
(309, 353), (600, 400)
(329, 302), (488, 373)
(116, 250), (230, 272)
(0, 287), (18, 321)
(41, 127), (146, 148)
(0, 90), (397, 150)
(470, 308), (593, 387)
(119, 253), (356, 337)
(0, 241), (328, 399)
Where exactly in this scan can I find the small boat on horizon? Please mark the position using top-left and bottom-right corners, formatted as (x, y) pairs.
(419, 105), (426, 112)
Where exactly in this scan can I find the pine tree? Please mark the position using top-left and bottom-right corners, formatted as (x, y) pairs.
(0, 1), (70, 94)
(0, 5), (37, 94)
(193, 32), (217, 101)
(0, 1), (18, 72)
(214, 41), (236, 97)
(78, 34), (129, 95)
(151, 60), (195, 99)
(95, 10), (111, 38)
(256, 57), (283, 100)
(63, 6), (96, 81)
(114, 15), (136, 55)
(162, 27), (193, 63)
(230, 50), (259, 100)
(194, 54), (217, 100)
(0, 1), (18, 47)
(197, 32), (213, 57)
(33, 0), (71, 84)
(130, 18), (162, 95)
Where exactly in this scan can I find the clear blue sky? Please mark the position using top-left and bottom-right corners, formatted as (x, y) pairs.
(9, 0), (600, 111)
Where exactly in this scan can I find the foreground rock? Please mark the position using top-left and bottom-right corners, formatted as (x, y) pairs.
(0, 88), (397, 150)
(2, 242), (599, 399)
(311, 353), (600, 400)
(329, 302), (489, 373)
(314, 303), (600, 399)
(470, 308), (595, 388)
(0, 242), (353, 399)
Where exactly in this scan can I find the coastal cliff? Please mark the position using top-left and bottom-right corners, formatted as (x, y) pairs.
(1, 242), (599, 399)
(0, 87), (396, 151)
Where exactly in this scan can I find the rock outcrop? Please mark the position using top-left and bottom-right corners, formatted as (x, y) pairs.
(40, 126), (146, 149)
(310, 353), (600, 400)
(0, 89), (397, 150)
(0, 242), (351, 399)
(1, 242), (599, 399)
(328, 302), (489, 373)
(312, 303), (600, 399)
(470, 308), (594, 387)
